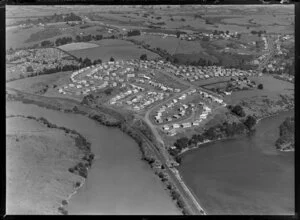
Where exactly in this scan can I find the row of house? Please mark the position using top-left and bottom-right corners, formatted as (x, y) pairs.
(153, 89), (197, 123)
(164, 103), (212, 136)
(170, 64), (259, 82)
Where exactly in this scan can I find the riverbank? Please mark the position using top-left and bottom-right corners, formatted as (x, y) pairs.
(6, 114), (93, 215)
(6, 90), (193, 214)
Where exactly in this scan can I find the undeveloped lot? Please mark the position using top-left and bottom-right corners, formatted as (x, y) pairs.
(223, 75), (294, 105)
(69, 39), (160, 61)
(6, 116), (84, 214)
(130, 35), (205, 55)
(58, 42), (99, 52)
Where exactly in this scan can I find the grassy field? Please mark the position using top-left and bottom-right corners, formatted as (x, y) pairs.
(25, 27), (63, 43)
(6, 27), (43, 49)
(223, 75), (294, 105)
(6, 116), (84, 214)
(68, 39), (160, 61)
(6, 71), (72, 95)
(58, 42), (99, 51)
(130, 35), (205, 55)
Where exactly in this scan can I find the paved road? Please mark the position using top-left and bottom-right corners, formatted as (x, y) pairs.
(257, 36), (277, 71)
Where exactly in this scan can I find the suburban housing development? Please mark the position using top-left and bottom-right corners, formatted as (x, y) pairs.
(6, 4), (294, 216)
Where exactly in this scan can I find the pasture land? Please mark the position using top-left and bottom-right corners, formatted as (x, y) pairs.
(6, 27), (43, 49)
(130, 35), (205, 55)
(25, 27), (62, 43)
(6, 116), (83, 214)
(223, 75), (294, 105)
(59, 42), (99, 52)
(5, 71), (82, 101)
(68, 39), (160, 61)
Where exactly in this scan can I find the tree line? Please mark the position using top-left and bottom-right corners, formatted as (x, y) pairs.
(40, 33), (108, 48)
(169, 105), (257, 159)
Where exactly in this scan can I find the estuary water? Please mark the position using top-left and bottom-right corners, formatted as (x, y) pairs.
(179, 111), (294, 215)
(6, 101), (180, 215)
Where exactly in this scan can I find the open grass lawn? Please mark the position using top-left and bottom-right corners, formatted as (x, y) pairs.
(6, 27), (43, 49)
(6, 71), (72, 94)
(68, 39), (160, 61)
(58, 42), (99, 52)
(6, 25), (74, 50)
(6, 115), (83, 215)
(24, 27), (63, 43)
(130, 35), (205, 55)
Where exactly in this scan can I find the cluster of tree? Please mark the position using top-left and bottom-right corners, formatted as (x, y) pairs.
(77, 57), (101, 67)
(26, 66), (34, 72)
(250, 30), (266, 37)
(169, 120), (252, 158)
(275, 116), (294, 150)
(189, 58), (218, 67)
(194, 14), (202, 19)
(75, 34), (103, 42)
(40, 40), (54, 47)
(213, 30), (227, 35)
(55, 37), (73, 46)
(26, 63), (81, 78)
(62, 12), (82, 22)
(104, 87), (114, 95)
(155, 22), (166, 26)
(127, 29), (141, 37)
(257, 83), (264, 89)
(81, 57), (93, 67)
(279, 117), (294, 137)
(58, 207), (68, 215)
(243, 115), (257, 131)
(68, 162), (88, 178)
(140, 54), (147, 60)
(228, 104), (246, 117)
(41, 33), (105, 48)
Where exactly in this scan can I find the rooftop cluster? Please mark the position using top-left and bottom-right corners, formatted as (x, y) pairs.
(172, 65), (259, 82)
(6, 48), (79, 81)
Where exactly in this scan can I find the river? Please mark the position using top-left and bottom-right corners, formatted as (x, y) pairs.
(6, 101), (180, 215)
(179, 110), (294, 215)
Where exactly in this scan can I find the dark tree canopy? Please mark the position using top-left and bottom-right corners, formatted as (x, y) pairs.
(231, 105), (246, 117)
(140, 54), (147, 60)
(258, 84), (263, 90)
(244, 115), (257, 130)
(174, 137), (189, 150)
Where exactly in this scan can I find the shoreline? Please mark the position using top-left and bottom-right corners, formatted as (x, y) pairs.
(6, 90), (293, 215)
(6, 113), (94, 215)
(177, 107), (294, 157)
(6, 91), (201, 215)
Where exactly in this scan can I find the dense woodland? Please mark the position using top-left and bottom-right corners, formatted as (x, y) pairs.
(275, 116), (294, 150)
